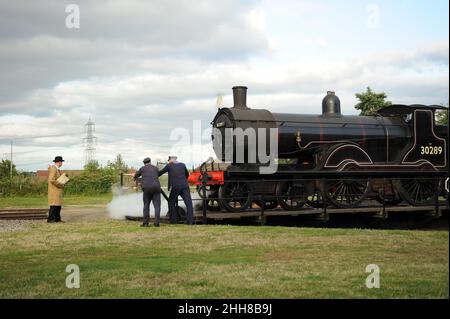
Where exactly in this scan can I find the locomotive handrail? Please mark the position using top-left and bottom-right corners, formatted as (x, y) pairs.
(224, 170), (448, 177)
(233, 119), (410, 125)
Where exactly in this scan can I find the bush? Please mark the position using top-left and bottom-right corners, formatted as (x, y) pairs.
(0, 166), (117, 197)
(0, 176), (47, 197)
(64, 168), (116, 195)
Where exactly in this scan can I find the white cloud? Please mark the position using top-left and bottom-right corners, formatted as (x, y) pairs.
(246, 8), (267, 32)
(0, 1), (448, 171)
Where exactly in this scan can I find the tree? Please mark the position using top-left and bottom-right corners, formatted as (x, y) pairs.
(107, 154), (129, 173)
(435, 110), (448, 125)
(355, 87), (392, 116)
(84, 160), (100, 172)
(0, 159), (17, 179)
(435, 102), (449, 125)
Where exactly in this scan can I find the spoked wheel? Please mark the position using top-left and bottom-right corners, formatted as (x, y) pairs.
(325, 175), (371, 208)
(395, 176), (439, 206)
(276, 181), (306, 211)
(218, 182), (253, 212)
(306, 188), (324, 208)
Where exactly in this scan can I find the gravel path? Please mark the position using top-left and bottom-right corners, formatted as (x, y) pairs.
(0, 208), (108, 233)
(0, 220), (42, 232)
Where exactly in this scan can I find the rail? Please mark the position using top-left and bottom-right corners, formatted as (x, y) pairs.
(0, 208), (48, 220)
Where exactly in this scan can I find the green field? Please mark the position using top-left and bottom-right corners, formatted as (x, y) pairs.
(0, 194), (113, 208)
(0, 220), (448, 298)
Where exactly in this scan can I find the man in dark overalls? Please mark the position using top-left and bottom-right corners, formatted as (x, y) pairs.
(134, 157), (161, 227)
(159, 156), (194, 225)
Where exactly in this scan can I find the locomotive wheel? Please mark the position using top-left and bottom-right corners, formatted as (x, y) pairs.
(394, 176), (439, 206)
(276, 181), (306, 211)
(306, 188), (324, 208)
(325, 175), (370, 208)
(218, 182), (253, 212)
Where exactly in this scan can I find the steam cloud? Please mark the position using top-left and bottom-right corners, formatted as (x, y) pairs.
(107, 185), (200, 220)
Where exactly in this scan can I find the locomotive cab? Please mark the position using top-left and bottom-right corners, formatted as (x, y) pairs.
(377, 104), (448, 168)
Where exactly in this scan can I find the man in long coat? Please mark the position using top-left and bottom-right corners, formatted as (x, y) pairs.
(47, 156), (66, 223)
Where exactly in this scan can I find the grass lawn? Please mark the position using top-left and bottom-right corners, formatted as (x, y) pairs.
(0, 193), (113, 208)
(0, 220), (448, 298)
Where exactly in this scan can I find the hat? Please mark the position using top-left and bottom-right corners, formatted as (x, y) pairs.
(143, 157), (151, 164)
(168, 155), (177, 161)
(53, 156), (65, 162)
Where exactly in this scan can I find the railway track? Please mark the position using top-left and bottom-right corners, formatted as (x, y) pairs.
(0, 208), (48, 220)
(126, 202), (448, 229)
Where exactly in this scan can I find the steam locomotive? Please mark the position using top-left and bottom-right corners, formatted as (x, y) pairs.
(188, 86), (449, 212)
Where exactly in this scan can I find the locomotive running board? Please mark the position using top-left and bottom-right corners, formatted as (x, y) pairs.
(194, 204), (449, 220)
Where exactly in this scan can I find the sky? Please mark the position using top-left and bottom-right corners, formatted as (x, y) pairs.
(0, 0), (448, 171)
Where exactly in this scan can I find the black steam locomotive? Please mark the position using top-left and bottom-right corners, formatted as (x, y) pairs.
(189, 86), (449, 212)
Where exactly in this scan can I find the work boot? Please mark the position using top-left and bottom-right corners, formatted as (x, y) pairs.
(47, 208), (55, 223)
(154, 223), (160, 227)
(55, 209), (62, 222)
(140, 223), (149, 227)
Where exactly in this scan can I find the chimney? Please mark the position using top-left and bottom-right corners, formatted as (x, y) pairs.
(322, 91), (341, 117)
(232, 86), (249, 109)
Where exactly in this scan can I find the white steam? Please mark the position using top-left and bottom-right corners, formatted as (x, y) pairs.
(107, 185), (200, 220)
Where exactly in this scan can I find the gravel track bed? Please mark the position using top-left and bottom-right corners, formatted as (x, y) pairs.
(0, 220), (42, 232)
